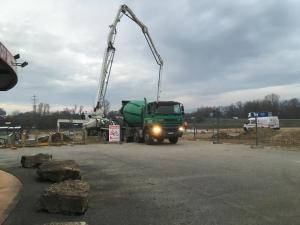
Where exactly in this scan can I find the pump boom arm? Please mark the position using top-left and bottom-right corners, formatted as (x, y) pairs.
(94, 4), (163, 112)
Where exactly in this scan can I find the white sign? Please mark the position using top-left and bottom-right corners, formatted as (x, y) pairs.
(109, 125), (120, 142)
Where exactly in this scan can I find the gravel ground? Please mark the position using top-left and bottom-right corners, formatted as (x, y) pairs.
(0, 140), (300, 225)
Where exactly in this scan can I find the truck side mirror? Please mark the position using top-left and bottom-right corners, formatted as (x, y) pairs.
(181, 106), (185, 115)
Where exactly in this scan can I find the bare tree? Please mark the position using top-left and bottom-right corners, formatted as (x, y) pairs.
(43, 103), (50, 115)
(264, 93), (280, 105)
(38, 103), (44, 114)
(74, 104), (77, 114)
(47, 104), (50, 114)
(264, 93), (280, 115)
(79, 105), (84, 114)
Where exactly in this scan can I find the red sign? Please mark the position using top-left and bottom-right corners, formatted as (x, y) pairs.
(109, 125), (120, 142)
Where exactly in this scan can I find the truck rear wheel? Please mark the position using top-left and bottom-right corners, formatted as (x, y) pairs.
(134, 132), (142, 143)
(168, 137), (178, 144)
(102, 131), (108, 142)
(157, 138), (164, 144)
(144, 131), (154, 145)
(124, 136), (133, 143)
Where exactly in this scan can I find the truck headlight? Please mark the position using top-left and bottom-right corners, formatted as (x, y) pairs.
(178, 126), (184, 132)
(152, 125), (162, 135)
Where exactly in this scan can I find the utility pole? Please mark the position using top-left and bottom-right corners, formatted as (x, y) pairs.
(191, 117), (196, 140)
(251, 113), (263, 149)
(32, 95), (37, 113)
(213, 106), (222, 144)
(217, 108), (220, 142)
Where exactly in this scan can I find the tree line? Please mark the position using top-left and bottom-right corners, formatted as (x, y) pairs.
(0, 101), (111, 130)
(0, 105), (83, 130)
(185, 94), (300, 122)
(1, 94), (299, 129)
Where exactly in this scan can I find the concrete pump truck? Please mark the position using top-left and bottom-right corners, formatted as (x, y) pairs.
(83, 4), (185, 144)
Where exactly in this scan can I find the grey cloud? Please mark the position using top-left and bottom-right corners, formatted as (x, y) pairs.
(1, 0), (300, 112)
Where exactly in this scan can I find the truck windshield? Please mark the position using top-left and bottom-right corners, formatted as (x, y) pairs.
(156, 104), (181, 114)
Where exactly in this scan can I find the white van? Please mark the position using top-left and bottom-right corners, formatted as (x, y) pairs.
(243, 116), (280, 131)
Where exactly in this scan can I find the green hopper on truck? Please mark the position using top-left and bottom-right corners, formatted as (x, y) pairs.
(120, 99), (185, 144)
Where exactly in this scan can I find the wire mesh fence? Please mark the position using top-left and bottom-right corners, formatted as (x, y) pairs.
(184, 119), (300, 148)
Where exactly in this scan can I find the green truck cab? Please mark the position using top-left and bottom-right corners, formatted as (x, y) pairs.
(120, 99), (185, 144)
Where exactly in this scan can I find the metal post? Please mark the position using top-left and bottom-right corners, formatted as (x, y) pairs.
(255, 116), (258, 146)
(191, 117), (196, 140)
(217, 109), (220, 143)
(213, 107), (222, 144)
(251, 114), (263, 149)
(194, 123), (196, 140)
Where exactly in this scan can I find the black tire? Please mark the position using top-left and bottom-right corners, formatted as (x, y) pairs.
(134, 132), (141, 143)
(120, 131), (124, 142)
(168, 137), (178, 144)
(157, 138), (164, 144)
(124, 135), (133, 143)
(144, 131), (154, 145)
(102, 131), (108, 142)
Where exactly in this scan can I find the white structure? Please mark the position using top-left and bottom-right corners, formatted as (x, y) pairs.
(57, 119), (87, 132)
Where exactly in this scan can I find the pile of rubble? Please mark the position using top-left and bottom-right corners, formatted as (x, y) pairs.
(20, 153), (90, 222)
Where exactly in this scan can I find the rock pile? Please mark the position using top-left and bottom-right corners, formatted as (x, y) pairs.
(20, 153), (90, 218)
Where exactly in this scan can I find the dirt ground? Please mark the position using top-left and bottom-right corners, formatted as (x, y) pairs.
(183, 127), (300, 149)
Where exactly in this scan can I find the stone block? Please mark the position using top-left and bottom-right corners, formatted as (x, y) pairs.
(21, 153), (52, 168)
(37, 180), (89, 214)
(37, 160), (81, 182)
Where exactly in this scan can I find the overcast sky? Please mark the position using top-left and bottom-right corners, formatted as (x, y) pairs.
(1, 0), (300, 113)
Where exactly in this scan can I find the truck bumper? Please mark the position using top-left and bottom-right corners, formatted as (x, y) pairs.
(151, 128), (183, 139)
(163, 131), (183, 138)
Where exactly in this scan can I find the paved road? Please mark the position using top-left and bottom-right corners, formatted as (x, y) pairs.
(0, 141), (299, 225)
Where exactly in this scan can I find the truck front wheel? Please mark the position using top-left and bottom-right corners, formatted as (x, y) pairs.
(168, 137), (178, 144)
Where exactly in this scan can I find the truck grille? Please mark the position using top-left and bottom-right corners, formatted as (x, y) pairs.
(164, 127), (178, 132)
(163, 118), (177, 122)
